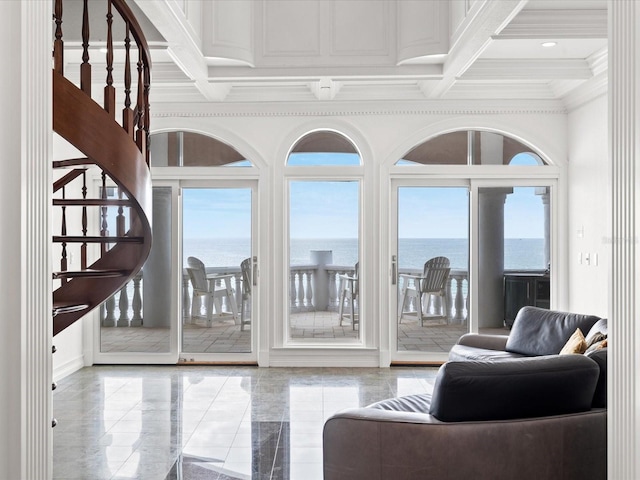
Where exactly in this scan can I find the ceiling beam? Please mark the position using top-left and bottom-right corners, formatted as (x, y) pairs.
(463, 59), (593, 80)
(133, 0), (227, 101)
(429, 0), (529, 98)
(497, 9), (607, 39)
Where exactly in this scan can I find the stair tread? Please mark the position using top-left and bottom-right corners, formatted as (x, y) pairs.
(53, 268), (129, 279)
(53, 199), (132, 206)
(52, 301), (89, 316)
(52, 235), (144, 243)
(53, 158), (92, 168)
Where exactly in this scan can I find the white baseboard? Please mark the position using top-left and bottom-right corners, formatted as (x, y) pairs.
(53, 354), (85, 382)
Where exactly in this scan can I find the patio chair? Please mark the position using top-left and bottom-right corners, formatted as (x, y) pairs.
(338, 262), (359, 329)
(186, 256), (238, 327)
(398, 256), (450, 326)
(240, 258), (252, 331)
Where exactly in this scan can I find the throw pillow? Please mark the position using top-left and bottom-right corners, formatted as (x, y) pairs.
(586, 331), (607, 348)
(585, 338), (608, 354)
(560, 328), (587, 355)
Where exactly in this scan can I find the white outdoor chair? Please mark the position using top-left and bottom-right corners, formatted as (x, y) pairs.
(186, 256), (238, 326)
(338, 262), (359, 329)
(239, 258), (252, 331)
(398, 256), (450, 326)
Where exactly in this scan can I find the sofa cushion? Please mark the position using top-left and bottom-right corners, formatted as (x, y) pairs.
(428, 354), (599, 422)
(368, 393), (432, 413)
(505, 307), (601, 356)
(449, 344), (525, 362)
(585, 318), (608, 344)
(585, 347), (607, 408)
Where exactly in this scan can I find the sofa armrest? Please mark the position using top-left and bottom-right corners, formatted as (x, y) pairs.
(323, 408), (607, 480)
(456, 333), (509, 351)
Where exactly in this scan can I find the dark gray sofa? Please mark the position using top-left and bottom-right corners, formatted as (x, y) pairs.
(323, 307), (608, 480)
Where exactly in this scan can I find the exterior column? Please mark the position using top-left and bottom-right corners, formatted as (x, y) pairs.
(0, 1), (52, 479)
(477, 131), (512, 329)
(609, 1), (640, 477)
(535, 187), (551, 269)
(478, 188), (511, 328)
(143, 187), (172, 327)
(310, 250), (332, 310)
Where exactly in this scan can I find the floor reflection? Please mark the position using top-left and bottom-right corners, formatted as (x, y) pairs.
(53, 365), (437, 479)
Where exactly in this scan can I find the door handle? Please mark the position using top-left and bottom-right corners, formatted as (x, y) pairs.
(252, 256), (258, 286)
(391, 255), (397, 285)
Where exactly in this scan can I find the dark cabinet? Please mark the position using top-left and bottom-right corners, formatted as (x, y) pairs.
(504, 274), (550, 327)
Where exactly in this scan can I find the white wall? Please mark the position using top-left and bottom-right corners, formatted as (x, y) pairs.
(52, 135), (89, 379)
(0, 2), (26, 475)
(567, 94), (609, 317)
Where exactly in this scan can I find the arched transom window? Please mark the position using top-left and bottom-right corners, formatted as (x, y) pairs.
(397, 130), (546, 166)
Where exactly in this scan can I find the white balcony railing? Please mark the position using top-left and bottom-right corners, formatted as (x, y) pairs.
(100, 257), (472, 327)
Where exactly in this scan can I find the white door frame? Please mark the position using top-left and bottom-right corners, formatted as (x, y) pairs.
(178, 179), (260, 364)
(388, 175), (560, 364)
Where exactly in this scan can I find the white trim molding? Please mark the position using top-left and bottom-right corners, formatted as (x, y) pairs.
(608, 1), (640, 478)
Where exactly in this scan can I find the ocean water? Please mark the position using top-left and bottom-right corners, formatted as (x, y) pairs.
(183, 237), (545, 271)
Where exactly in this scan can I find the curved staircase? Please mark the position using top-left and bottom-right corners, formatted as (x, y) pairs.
(52, 0), (152, 337)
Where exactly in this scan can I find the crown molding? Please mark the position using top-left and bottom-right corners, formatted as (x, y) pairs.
(151, 98), (567, 118)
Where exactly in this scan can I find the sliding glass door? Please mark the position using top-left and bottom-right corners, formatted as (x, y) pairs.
(181, 182), (258, 362)
(393, 184), (470, 360)
(391, 179), (555, 363)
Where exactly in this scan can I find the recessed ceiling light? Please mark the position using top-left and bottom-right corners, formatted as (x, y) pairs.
(541, 42), (557, 48)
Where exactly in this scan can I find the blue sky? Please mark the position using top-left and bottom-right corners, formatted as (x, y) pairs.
(182, 185), (544, 240)
(181, 149), (545, 239)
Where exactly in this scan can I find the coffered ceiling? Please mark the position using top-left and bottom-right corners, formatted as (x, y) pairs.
(71, 0), (609, 110)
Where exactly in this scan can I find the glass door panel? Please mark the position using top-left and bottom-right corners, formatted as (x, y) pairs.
(98, 186), (176, 361)
(288, 180), (360, 342)
(396, 187), (469, 354)
(478, 186), (550, 332)
(182, 187), (253, 355)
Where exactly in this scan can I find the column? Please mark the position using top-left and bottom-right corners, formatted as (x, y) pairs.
(142, 187), (172, 327)
(535, 187), (551, 269)
(0, 2), (52, 478)
(609, 1), (640, 477)
(478, 188), (512, 328)
(310, 250), (332, 310)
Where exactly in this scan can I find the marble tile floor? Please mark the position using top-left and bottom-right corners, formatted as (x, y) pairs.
(53, 365), (439, 480)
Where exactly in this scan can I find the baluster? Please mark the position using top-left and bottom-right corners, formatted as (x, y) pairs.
(104, 0), (115, 116)
(80, 0), (91, 95)
(104, 294), (116, 327)
(297, 272), (305, 308)
(116, 187), (125, 236)
(60, 186), (67, 283)
(182, 274), (192, 323)
(445, 277), (453, 320)
(117, 283), (129, 327)
(143, 66), (151, 164)
(81, 171), (87, 269)
(53, 0), (64, 75)
(290, 272), (297, 308)
(130, 273), (143, 326)
(122, 22), (134, 137)
(305, 270), (313, 309)
(328, 271), (337, 309)
(454, 277), (465, 323)
(464, 278), (470, 324)
(135, 50), (145, 153)
(100, 173), (109, 254)
(234, 272), (242, 312)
